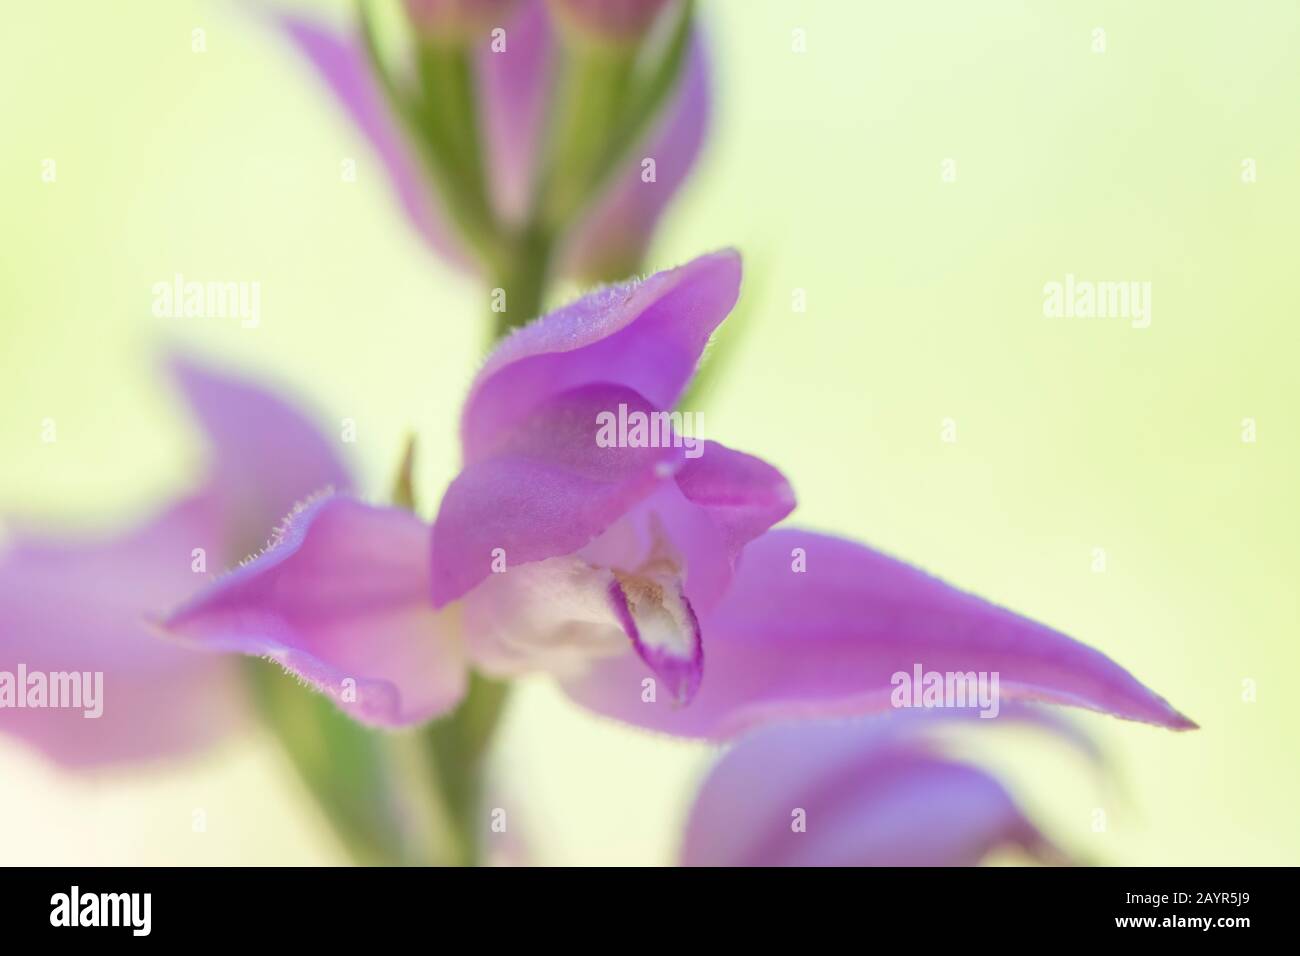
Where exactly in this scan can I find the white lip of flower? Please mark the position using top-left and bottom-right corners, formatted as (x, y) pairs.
(605, 529), (703, 703)
(460, 538), (699, 689)
(612, 564), (696, 662)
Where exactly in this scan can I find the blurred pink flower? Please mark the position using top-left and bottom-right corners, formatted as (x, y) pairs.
(681, 716), (1059, 867)
(0, 359), (351, 766)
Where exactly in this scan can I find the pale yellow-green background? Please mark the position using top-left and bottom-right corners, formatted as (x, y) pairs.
(2, 0), (1296, 865)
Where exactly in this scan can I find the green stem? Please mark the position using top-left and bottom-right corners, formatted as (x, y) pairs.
(358, 1), (497, 261)
(386, 442), (512, 865)
(537, 46), (634, 233)
(419, 673), (512, 866)
(537, 1), (695, 237)
(414, 41), (490, 209)
(491, 224), (554, 340)
(243, 658), (425, 866)
(248, 660), (511, 867)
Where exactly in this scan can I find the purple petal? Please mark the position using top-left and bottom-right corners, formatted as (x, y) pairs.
(164, 496), (463, 728)
(454, 447), (785, 705)
(564, 528), (1196, 737)
(0, 496), (244, 766)
(672, 441), (795, 560)
(854, 700), (1107, 772)
(574, 442), (790, 616)
(563, 33), (711, 281)
(477, 0), (554, 226)
(462, 249), (741, 461)
(277, 14), (471, 267)
(0, 359), (356, 766)
(169, 355), (352, 552)
(432, 384), (675, 606)
(577, 480), (721, 604)
(681, 720), (1050, 866)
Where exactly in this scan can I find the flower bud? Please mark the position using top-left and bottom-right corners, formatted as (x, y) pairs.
(548, 0), (674, 45)
(403, 0), (519, 42)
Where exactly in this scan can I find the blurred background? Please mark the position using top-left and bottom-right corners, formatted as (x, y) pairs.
(2, 0), (1297, 864)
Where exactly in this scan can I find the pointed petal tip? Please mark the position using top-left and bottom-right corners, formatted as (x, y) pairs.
(703, 245), (740, 264)
(693, 246), (742, 282)
(1086, 696), (1198, 732)
(1111, 681), (1198, 731)
(657, 247), (740, 298)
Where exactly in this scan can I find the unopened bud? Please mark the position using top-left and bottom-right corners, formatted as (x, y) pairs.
(404, 0), (519, 41)
(548, 0), (674, 44)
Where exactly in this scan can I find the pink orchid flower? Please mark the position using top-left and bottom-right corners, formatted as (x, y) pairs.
(682, 715), (1062, 867)
(162, 250), (1194, 737)
(278, 0), (709, 281)
(0, 359), (351, 766)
